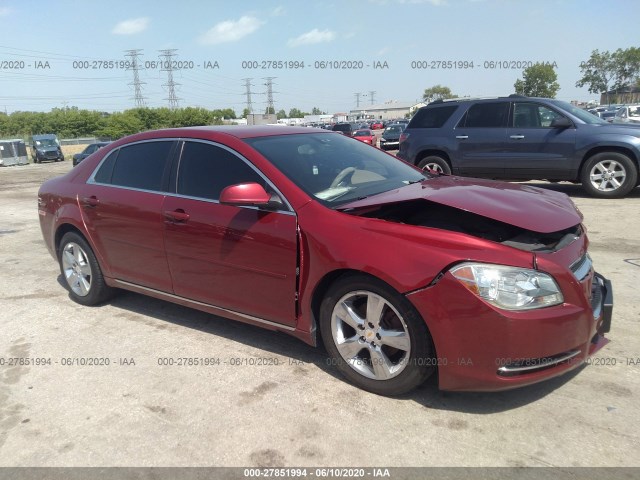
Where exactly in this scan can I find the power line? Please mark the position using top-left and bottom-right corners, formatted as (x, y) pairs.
(125, 49), (146, 108)
(159, 49), (180, 109)
(369, 90), (376, 105)
(242, 78), (254, 113)
(263, 77), (277, 113)
(354, 92), (361, 108)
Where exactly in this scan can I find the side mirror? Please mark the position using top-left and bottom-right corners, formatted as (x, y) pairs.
(219, 182), (283, 210)
(550, 117), (572, 128)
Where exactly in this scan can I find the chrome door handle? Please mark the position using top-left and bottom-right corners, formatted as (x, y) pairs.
(455, 135), (469, 139)
(164, 209), (190, 222)
(510, 135), (525, 139)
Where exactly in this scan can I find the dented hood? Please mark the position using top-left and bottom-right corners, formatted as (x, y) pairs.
(338, 176), (583, 234)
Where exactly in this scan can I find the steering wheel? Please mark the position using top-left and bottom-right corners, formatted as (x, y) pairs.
(330, 167), (356, 188)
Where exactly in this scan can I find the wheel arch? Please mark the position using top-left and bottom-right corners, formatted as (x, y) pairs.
(310, 268), (438, 362)
(415, 149), (452, 169)
(579, 146), (640, 181)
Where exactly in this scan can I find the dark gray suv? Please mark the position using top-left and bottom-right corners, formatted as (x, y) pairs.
(397, 95), (640, 198)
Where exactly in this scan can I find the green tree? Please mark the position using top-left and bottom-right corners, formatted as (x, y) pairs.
(576, 49), (617, 104)
(276, 109), (287, 119)
(613, 47), (640, 90)
(422, 85), (457, 102)
(265, 106), (275, 115)
(242, 108), (250, 118)
(514, 63), (560, 98)
(288, 108), (305, 118)
(311, 107), (324, 115)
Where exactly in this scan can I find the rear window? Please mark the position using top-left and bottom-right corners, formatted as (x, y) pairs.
(101, 141), (173, 191)
(408, 105), (458, 128)
(458, 102), (509, 128)
(332, 124), (352, 133)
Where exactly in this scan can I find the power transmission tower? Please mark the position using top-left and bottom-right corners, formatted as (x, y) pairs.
(125, 49), (146, 108)
(354, 92), (361, 108)
(242, 78), (254, 114)
(159, 49), (180, 109)
(369, 90), (376, 105)
(263, 77), (277, 113)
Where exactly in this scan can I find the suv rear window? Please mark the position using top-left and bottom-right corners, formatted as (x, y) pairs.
(409, 105), (458, 128)
(332, 124), (353, 134)
(458, 102), (509, 128)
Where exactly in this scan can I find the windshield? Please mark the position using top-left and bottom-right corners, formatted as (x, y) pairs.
(548, 100), (607, 125)
(629, 106), (640, 117)
(34, 139), (58, 148)
(385, 125), (403, 134)
(245, 132), (426, 206)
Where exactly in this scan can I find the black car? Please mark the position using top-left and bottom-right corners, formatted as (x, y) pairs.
(331, 123), (356, 136)
(379, 124), (405, 151)
(397, 95), (640, 198)
(72, 142), (111, 166)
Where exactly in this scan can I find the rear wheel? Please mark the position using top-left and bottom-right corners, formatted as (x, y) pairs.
(417, 155), (451, 175)
(58, 232), (114, 305)
(581, 152), (637, 198)
(320, 275), (435, 396)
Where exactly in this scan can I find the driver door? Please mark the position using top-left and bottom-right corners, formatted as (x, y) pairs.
(162, 140), (298, 326)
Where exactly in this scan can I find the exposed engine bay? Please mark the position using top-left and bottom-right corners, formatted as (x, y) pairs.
(352, 199), (582, 252)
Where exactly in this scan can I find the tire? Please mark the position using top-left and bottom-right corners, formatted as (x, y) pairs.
(320, 274), (435, 396)
(580, 152), (638, 198)
(58, 232), (115, 306)
(417, 155), (451, 175)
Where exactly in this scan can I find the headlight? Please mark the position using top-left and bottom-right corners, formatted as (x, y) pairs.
(449, 263), (563, 311)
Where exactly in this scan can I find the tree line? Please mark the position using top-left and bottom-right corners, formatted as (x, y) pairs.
(0, 106), (237, 140)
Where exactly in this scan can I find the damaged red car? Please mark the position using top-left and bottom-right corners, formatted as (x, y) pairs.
(38, 126), (613, 395)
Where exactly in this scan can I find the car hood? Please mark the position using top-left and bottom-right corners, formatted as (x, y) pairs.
(337, 176), (582, 233)
(585, 123), (640, 136)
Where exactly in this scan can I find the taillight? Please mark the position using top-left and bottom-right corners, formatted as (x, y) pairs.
(399, 132), (409, 144)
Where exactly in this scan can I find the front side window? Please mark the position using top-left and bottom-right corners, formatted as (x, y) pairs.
(97, 141), (173, 191)
(459, 102), (509, 128)
(513, 103), (564, 128)
(409, 105), (458, 128)
(176, 141), (264, 201)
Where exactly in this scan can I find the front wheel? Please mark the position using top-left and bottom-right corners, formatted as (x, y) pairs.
(320, 275), (435, 396)
(417, 155), (451, 175)
(58, 232), (115, 305)
(581, 152), (638, 198)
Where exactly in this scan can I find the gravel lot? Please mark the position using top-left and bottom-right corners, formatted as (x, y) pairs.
(0, 159), (639, 468)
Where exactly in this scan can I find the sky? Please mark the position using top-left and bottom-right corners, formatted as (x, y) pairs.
(0, 0), (638, 115)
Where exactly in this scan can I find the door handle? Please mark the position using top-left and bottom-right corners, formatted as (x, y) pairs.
(455, 135), (469, 139)
(82, 196), (99, 207)
(164, 209), (190, 222)
(510, 135), (525, 140)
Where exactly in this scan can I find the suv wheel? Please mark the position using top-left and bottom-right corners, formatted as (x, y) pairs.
(581, 152), (638, 198)
(417, 156), (451, 175)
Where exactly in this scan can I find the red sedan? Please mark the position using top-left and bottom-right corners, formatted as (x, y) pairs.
(352, 128), (377, 146)
(371, 121), (384, 130)
(38, 126), (612, 395)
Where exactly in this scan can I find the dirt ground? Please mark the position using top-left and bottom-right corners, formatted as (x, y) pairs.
(0, 160), (639, 468)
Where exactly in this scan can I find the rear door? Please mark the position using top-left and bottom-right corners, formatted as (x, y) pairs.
(453, 102), (509, 177)
(162, 140), (298, 326)
(503, 101), (577, 179)
(80, 140), (176, 292)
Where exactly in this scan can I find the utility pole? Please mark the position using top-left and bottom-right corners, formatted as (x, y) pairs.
(159, 49), (180, 109)
(369, 90), (376, 105)
(125, 49), (146, 108)
(263, 77), (277, 114)
(242, 78), (254, 114)
(354, 92), (361, 108)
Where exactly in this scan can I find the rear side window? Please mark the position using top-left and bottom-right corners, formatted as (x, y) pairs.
(459, 102), (509, 128)
(176, 141), (264, 201)
(409, 105), (458, 128)
(108, 141), (173, 191)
